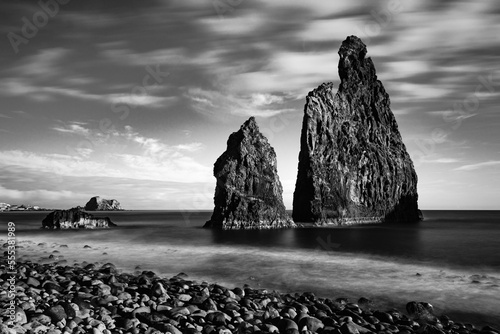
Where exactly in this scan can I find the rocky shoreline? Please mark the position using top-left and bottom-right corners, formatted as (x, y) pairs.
(1, 258), (498, 334)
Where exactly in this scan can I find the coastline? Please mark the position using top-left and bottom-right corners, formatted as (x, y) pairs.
(3, 237), (500, 329)
(2, 253), (499, 334)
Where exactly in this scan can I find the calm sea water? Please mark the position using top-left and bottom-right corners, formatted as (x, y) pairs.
(1, 210), (499, 326)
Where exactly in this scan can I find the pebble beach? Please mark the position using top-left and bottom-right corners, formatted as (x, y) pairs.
(2, 241), (499, 334)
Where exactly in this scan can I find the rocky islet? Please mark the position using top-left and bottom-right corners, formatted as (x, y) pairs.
(84, 197), (123, 211)
(42, 207), (116, 229)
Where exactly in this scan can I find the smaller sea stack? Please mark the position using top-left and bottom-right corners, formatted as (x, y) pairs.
(204, 117), (295, 230)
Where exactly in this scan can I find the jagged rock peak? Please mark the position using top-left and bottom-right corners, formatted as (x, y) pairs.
(338, 35), (377, 89)
(204, 116), (295, 230)
(84, 196), (122, 211)
(42, 207), (116, 229)
(293, 35), (421, 225)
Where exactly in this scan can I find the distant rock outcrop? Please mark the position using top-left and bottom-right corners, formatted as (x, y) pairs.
(204, 117), (295, 229)
(84, 196), (122, 211)
(293, 36), (420, 224)
(0, 203), (11, 211)
(42, 207), (116, 229)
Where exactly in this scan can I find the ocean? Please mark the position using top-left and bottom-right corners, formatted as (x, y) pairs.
(1, 210), (499, 326)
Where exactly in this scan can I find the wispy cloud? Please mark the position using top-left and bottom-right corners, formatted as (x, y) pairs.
(454, 161), (500, 171)
(53, 122), (91, 136)
(0, 185), (76, 202)
(187, 88), (295, 118)
(9, 48), (70, 78)
(423, 158), (460, 164)
(0, 79), (173, 108)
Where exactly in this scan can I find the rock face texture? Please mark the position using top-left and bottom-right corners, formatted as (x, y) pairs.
(204, 117), (295, 229)
(42, 207), (116, 229)
(293, 36), (420, 224)
(84, 196), (122, 211)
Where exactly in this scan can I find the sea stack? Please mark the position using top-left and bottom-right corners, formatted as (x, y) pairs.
(204, 117), (295, 229)
(42, 207), (116, 229)
(293, 36), (420, 224)
(84, 196), (122, 211)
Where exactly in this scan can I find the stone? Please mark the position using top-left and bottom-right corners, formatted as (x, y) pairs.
(278, 318), (299, 332)
(42, 207), (116, 229)
(293, 35), (421, 224)
(27, 277), (41, 287)
(84, 196), (123, 211)
(15, 307), (28, 325)
(373, 311), (393, 324)
(298, 316), (324, 332)
(163, 324), (182, 334)
(340, 322), (360, 334)
(204, 117), (295, 230)
(45, 305), (67, 323)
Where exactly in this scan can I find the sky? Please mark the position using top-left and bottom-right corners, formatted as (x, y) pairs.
(0, 0), (499, 210)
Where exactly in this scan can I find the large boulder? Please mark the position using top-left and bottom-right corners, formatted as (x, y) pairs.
(84, 196), (122, 211)
(293, 36), (421, 224)
(204, 117), (295, 229)
(42, 207), (116, 229)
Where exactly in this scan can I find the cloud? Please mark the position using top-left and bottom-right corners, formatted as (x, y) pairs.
(187, 88), (295, 118)
(0, 79), (173, 108)
(53, 122), (91, 136)
(101, 47), (187, 67)
(0, 185), (76, 203)
(108, 94), (175, 108)
(199, 12), (267, 36)
(0, 150), (117, 178)
(454, 161), (500, 171)
(228, 51), (338, 95)
(10, 48), (70, 78)
(175, 143), (204, 152)
(298, 18), (365, 42)
(421, 158), (460, 164)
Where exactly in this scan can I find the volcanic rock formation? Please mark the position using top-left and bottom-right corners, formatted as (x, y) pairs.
(42, 207), (116, 229)
(204, 117), (295, 229)
(84, 196), (122, 211)
(293, 36), (420, 224)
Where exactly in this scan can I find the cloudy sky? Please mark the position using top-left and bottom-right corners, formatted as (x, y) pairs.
(0, 0), (499, 210)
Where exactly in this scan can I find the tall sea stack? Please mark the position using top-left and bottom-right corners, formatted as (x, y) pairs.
(204, 117), (295, 229)
(293, 36), (420, 224)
